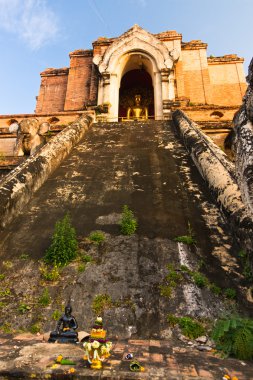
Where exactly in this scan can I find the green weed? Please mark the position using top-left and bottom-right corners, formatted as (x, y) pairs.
(174, 222), (196, 245)
(239, 250), (253, 281)
(20, 253), (29, 260)
(0, 322), (12, 334)
(192, 272), (208, 288)
(224, 288), (236, 300)
(78, 263), (86, 273)
(92, 294), (112, 315)
(167, 314), (179, 327)
(0, 288), (11, 297)
(30, 323), (41, 334)
(88, 231), (105, 245)
(18, 303), (31, 314)
(209, 283), (222, 295)
(44, 213), (78, 266)
(38, 288), (51, 306)
(159, 284), (173, 298)
(80, 254), (92, 263)
(178, 317), (205, 339)
(51, 310), (61, 321)
(39, 264), (60, 281)
(2, 261), (13, 269)
(120, 205), (138, 235)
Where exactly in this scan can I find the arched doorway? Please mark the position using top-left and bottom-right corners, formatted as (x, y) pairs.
(119, 69), (154, 120)
(94, 25), (178, 121)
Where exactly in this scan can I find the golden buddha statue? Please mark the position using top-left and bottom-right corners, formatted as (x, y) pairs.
(127, 94), (148, 120)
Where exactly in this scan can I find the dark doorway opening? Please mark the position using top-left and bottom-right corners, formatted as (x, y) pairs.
(119, 69), (154, 120)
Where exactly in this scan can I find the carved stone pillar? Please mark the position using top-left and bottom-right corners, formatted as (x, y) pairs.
(169, 70), (175, 100)
(161, 68), (170, 101)
(102, 72), (110, 104)
(161, 68), (171, 120)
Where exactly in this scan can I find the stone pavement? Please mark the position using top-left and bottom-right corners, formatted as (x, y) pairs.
(0, 334), (252, 379)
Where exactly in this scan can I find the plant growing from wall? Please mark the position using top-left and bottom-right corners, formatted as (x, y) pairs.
(88, 230), (105, 245)
(52, 310), (61, 321)
(39, 263), (60, 281)
(178, 317), (205, 339)
(192, 272), (208, 288)
(120, 205), (138, 235)
(238, 250), (253, 281)
(212, 316), (253, 359)
(44, 213), (78, 267)
(224, 288), (236, 300)
(166, 314), (205, 339)
(174, 222), (196, 245)
(92, 294), (112, 315)
(159, 264), (183, 298)
(38, 288), (51, 307)
(30, 323), (41, 334)
(18, 303), (31, 314)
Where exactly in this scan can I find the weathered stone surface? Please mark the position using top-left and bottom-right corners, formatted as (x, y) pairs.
(8, 122), (19, 134)
(0, 114), (92, 229)
(0, 121), (251, 338)
(38, 122), (50, 135)
(19, 118), (40, 136)
(232, 58), (253, 220)
(172, 109), (253, 268)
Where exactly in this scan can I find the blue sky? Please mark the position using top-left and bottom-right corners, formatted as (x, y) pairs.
(0, 0), (252, 115)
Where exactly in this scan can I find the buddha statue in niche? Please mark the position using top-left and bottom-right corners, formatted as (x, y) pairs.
(127, 94), (148, 120)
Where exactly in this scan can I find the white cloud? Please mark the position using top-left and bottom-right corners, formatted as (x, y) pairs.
(0, 0), (59, 49)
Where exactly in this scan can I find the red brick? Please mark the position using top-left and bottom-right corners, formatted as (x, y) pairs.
(150, 353), (163, 362)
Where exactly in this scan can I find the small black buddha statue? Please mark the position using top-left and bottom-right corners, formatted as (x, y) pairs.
(48, 303), (79, 343)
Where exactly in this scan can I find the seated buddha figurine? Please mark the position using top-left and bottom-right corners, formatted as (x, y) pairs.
(127, 94), (148, 120)
(48, 304), (79, 343)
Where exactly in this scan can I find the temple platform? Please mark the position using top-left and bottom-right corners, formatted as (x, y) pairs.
(0, 333), (252, 379)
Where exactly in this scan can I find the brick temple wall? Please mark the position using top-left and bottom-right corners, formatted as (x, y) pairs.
(64, 50), (93, 111)
(208, 59), (247, 105)
(35, 69), (69, 114)
(180, 45), (212, 104)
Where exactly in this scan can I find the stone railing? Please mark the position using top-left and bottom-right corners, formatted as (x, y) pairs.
(232, 57), (253, 218)
(172, 109), (253, 267)
(0, 114), (93, 229)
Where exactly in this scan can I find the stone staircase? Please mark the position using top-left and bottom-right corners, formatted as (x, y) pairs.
(0, 120), (235, 259)
(0, 120), (251, 338)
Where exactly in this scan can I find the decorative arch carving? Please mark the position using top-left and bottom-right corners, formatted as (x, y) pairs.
(94, 24), (179, 74)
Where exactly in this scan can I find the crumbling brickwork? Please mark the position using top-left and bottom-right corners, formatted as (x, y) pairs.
(64, 50), (93, 111)
(36, 68), (69, 113)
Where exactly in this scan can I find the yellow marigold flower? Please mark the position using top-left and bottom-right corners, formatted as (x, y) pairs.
(232, 377), (239, 380)
(68, 368), (75, 374)
(56, 355), (63, 363)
